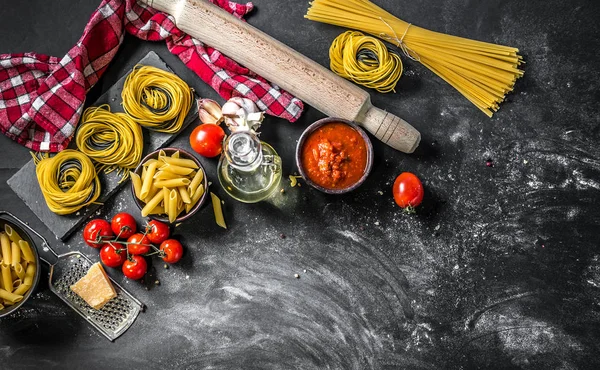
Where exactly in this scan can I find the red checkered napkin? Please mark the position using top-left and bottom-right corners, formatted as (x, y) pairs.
(0, 0), (304, 152)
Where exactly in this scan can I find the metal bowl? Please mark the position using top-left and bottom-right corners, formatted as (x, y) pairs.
(0, 213), (42, 318)
(131, 148), (208, 224)
(295, 117), (374, 194)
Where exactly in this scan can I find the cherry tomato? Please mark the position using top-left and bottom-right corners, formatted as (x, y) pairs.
(83, 219), (114, 248)
(127, 233), (151, 255)
(392, 172), (424, 209)
(122, 255), (148, 280)
(111, 212), (137, 239)
(160, 239), (184, 264)
(189, 123), (225, 158)
(100, 242), (126, 268)
(146, 220), (170, 244)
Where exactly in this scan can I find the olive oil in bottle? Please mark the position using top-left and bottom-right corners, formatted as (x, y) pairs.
(217, 131), (282, 203)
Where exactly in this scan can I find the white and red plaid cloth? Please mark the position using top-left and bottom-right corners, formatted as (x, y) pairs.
(0, 0), (304, 152)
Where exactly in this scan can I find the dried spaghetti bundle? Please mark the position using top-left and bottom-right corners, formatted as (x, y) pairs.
(122, 65), (193, 133)
(306, 0), (524, 117)
(33, 150), (101, 215)
(330, 31), (403, 93)
(76, 104), (144, 181)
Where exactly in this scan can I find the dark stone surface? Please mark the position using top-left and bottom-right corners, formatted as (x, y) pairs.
(7, 51), (199, 241)
(0, 0), (599, 369)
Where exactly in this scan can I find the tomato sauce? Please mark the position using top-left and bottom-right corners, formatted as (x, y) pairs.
(301, 122), (368, 189)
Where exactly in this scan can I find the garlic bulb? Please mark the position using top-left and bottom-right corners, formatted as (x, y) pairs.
(221, 97), (264, 133)
(197, 99), (223, 125)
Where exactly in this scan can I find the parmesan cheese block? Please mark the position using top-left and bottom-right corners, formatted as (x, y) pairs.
(70, 262), (117, 310)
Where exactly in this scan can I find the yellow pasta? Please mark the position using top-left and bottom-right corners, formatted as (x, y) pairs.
(32, 150), (101, 215)
(1, 265), (12, 293)
(154, 178), (190, 188)
(0, 233), (10, 266)
(130, 172), (143, 199)
(210, 192), (227, 229)
(12, 284), (31, 296)
(186, 184), (205, 213)
(141, 191), (165, 217)
(121, 65), (193, 133)
(23, 263), (35, 286)
(76, 104), (144, 181)
(160, 156), (198, 169)
(178, 186), (191, 204)
(158, 163), (194, 176)
(140, 161), (158, 199)
(10, 242), (20, 268)
(330, 31), (403, 93)
(168, 189), (178, 223)
(134, 151), (206, 221)
(18, 240), (35, 263)
(14, 263), (25, 280)
(4, 224), (22, 244)
(0, 288), (23, 304)
(188, 170), (204, 195)
(305, 0), (524, 117)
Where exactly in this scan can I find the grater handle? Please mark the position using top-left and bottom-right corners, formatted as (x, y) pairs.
(0, 211), (59, 265)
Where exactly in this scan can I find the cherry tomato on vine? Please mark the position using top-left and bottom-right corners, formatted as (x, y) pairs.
(122, 255), (148, 280)
(146, 220), (170, 244)
(392, 172), (424, 209)
(189, 123), (225, 158)
(100, 242), (127, 268)
(127, 233), (151, 255)
(83, 219), (114, 248)
(111, 212), (137, 239)
(160, 239), (183, 264)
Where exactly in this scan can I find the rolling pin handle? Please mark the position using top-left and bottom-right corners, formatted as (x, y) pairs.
(359, 107), (421, 153)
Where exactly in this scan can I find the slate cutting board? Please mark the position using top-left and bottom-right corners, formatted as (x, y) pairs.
(7, 51), (199, 241)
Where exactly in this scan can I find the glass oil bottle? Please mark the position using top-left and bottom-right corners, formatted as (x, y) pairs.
(217, 131), (282, 203)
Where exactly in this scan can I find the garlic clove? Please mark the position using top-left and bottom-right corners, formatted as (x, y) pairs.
(199, 109), (220, 125)
(246, 112), (264, 122)
(221, 101), (242, 117)
(240, 98), (259, 114)
(197, 98), (223, 124)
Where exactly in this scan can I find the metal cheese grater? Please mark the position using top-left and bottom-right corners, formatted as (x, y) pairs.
(11, 214), (144, 341)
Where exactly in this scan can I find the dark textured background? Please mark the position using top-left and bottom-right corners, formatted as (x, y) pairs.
(1, 0), (599, 369)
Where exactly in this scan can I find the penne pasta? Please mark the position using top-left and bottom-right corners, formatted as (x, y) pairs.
(143, 185), (160, 204)
(1, 233), (11, 266)
(140, 161), (159, 199)
(158, 149), (167, 158)
(0, 288), (23, 304)
(187, 170), (204, 196)
(4, 224), (23, 244)
(141, 190), (165, 217)
(153, 178), (191, 188)
(12, 279), (21, 289)
(148, 205), (165, 215)
(130, 171), (143, 199)
(14, 263), (25, 280)
(143, 158), (159, 168)
(11, 242), (20, 268)
(171, 151), (180, 158)
(178, 186), (191, 204)
(210, 192), (227, 229)
(168, 189), (178, 223)
(18, 240), (35, 263)
(162, 187), (170, 215)
(159, 163), (194, 176)
(12, 283), (31, 296)
(1, 265), (13, 293)
(153, 170), (181, 180)
(160, 156), (198, 169)
(186, 184), (205, 213)
(23, 264), (35, 286)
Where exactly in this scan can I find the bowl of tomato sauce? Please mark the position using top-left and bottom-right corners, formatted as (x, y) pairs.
(296, 118), (374, 194)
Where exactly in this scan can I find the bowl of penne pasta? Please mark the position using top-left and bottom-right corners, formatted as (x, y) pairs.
(131, 148), (208, 224)
(0, 214), (42, 317)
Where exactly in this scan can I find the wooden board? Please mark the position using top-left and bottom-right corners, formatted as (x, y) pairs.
(7, 51), (199, 241)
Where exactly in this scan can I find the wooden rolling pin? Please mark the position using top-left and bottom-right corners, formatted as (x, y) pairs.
(143, 0), (421, 153)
